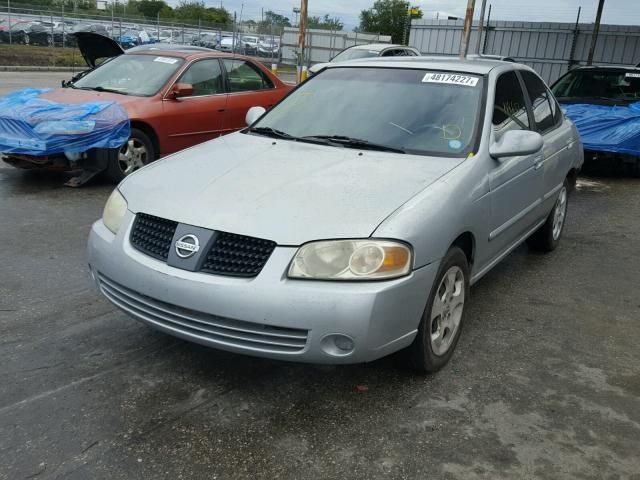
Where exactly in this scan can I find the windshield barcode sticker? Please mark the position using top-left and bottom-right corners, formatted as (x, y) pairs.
(422, 72), (479, 87)
(154, 56), (178, 64)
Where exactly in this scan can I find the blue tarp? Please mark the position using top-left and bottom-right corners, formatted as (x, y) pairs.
(562, 101), (640, 157)
(0, 88), (130, 156)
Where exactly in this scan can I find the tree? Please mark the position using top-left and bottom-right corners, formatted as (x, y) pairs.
(257, 10), (291, 35)
(359, 0), (422, 44)
(173, 1), (231, 25)
(130, 0), (171, 19)
(307, 14), (343, 31)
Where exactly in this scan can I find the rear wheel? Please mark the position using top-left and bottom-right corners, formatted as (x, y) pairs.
(408, 246), (469, 373)
(106, 128), (155, 182)
(23, 33), (30, 45)
(527, 179), (569, 252)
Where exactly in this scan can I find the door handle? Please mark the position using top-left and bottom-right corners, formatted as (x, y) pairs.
(534, 155), (543, 170)
(566, 139), (574, 149)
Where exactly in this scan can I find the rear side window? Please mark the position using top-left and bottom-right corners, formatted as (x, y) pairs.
(493, 71), (530, 140)
(222, 59), (274, 93)
(521, 70), (556, 133)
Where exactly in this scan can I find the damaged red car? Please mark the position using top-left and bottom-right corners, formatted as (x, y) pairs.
(2, 32), (292, 184)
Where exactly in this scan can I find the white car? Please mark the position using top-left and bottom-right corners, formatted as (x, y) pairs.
(309, 43), (420, 75)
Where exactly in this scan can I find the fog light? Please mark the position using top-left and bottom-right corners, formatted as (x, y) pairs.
(321, 334), (355, 357)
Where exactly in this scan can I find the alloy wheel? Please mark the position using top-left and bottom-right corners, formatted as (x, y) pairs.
(552, 186), (568, 240)
(430, 266), (465, 356)
(118, 138), (148, 176)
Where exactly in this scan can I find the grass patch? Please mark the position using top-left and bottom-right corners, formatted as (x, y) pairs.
(0, 44), (86, 67)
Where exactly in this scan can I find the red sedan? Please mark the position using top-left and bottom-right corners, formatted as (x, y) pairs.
(4, 34), (292, 183)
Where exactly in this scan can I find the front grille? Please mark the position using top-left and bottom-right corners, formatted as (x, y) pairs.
(201, 232), (276, 277)
(130, 213), (178, 261)
(98, 273), (308, 354)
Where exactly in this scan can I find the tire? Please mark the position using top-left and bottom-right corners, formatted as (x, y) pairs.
(23, 33), (30, 45)
(106, 128), (155, 183)
(526, 179), (569, 252)
(408, 246), (470, 373)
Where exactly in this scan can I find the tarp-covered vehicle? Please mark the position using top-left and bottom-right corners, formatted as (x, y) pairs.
(0, 32), (292, 186)
(551, 65), (640, 175)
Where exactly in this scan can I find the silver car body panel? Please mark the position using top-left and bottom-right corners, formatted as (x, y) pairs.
(119, 133), (465, 246)
(88, 58), (583, 363)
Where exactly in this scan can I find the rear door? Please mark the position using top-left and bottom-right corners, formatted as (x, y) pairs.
(221, 58), (281, 133)
(520, 70), (575, 214)
(487, 70), (545, 257)
(161, 58), (228, 153)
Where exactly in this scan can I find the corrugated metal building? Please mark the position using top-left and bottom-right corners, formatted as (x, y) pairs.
(410, 19), (640, 84)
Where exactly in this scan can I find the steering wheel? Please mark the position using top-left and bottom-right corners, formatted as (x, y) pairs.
(494, 106), (528, 130)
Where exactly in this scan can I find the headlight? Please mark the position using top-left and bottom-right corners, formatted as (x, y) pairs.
(102, 189), (128, 234)
(288, 240), (412, 280)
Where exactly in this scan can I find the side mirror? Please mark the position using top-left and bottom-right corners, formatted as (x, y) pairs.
(245, 106), (266, 126)
(489, 130), (543, 159)
(169, 83), (193, 99)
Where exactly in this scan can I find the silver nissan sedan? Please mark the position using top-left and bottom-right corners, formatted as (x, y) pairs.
(88, 57), (583, 372)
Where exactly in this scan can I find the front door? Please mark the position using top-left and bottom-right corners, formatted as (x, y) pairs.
(487, 70), (545, 258)
(162, 58), (228, 154)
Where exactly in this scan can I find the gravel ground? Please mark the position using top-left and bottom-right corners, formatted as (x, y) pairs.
(0, 73), (639, 480)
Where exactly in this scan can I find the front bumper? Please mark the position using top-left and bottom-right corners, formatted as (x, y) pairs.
(87, 212), (439, 364)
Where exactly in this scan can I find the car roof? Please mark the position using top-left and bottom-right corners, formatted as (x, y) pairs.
(326, 56), (517, 75)
(349, 43), (416, 52)
(126, 48), (255, 61)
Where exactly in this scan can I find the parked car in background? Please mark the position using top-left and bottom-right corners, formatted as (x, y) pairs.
(0, 21), (45, 45)
(2, 33), (292, 184)
(193, 32), (218, 49)
(552, 65), (640, 175)
(258, 37), (280, 58)
(219, 36), (236, 52)
(240, 35), (259, 55)
(309, 43), (420, 75)
(115, 28), (152, 49)
(87, 57), (582, 371)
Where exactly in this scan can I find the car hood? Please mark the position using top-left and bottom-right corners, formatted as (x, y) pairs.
(120, 133), (464, 245)
(73, 31), (124, 68)
(40, 88), (147, 116)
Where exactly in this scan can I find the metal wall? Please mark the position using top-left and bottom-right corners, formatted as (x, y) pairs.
(280, 27), (392, 66)
(409, 19), (640, 84)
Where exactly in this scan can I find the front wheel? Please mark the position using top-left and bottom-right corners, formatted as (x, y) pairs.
(408, 246), (470, 373)
(106, 128), (155, 182)
(527, 179), (569, 252)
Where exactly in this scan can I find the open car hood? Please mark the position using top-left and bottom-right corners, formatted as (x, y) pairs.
(72, 32), (124, 68)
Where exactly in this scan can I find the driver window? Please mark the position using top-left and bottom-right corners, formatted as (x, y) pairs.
(178, 59), (223, 97)
(493, 71), (530, 140)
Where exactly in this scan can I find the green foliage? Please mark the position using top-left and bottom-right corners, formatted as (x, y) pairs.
(359, 0), (423, 43)
(256, 10), (291, 35)
(173, 1), (231, 25)
(128, 0), (171, 19)
(307, 14), (343, 31)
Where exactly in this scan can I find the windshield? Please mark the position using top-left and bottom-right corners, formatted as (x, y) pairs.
(252, 67), (484, 157)
(552, 70), (640, 102)
(74, 54), (183, 96)
(331, 48), (379, 62)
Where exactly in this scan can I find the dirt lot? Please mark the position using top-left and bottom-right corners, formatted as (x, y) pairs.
(0, 76), (639, 479)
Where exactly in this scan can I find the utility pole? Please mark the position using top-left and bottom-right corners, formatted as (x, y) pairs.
(587, 0), (605, 65)
(474, 0), (487, 54)
(297, 0), (308, 75)
(459, 0), (476, 59)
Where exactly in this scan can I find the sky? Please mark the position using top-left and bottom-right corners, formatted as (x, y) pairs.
(202, 0), (640, 30)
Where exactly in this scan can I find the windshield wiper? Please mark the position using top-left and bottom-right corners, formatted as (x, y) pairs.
(90, 86), (129, 95)
(302, 135), (405, 153)
(248, 126), (298, 140)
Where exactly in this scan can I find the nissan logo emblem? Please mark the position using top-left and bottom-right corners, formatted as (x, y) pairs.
(175, 234), (200, 259)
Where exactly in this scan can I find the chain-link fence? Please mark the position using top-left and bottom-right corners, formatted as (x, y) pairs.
(0, 1), (285, 57)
